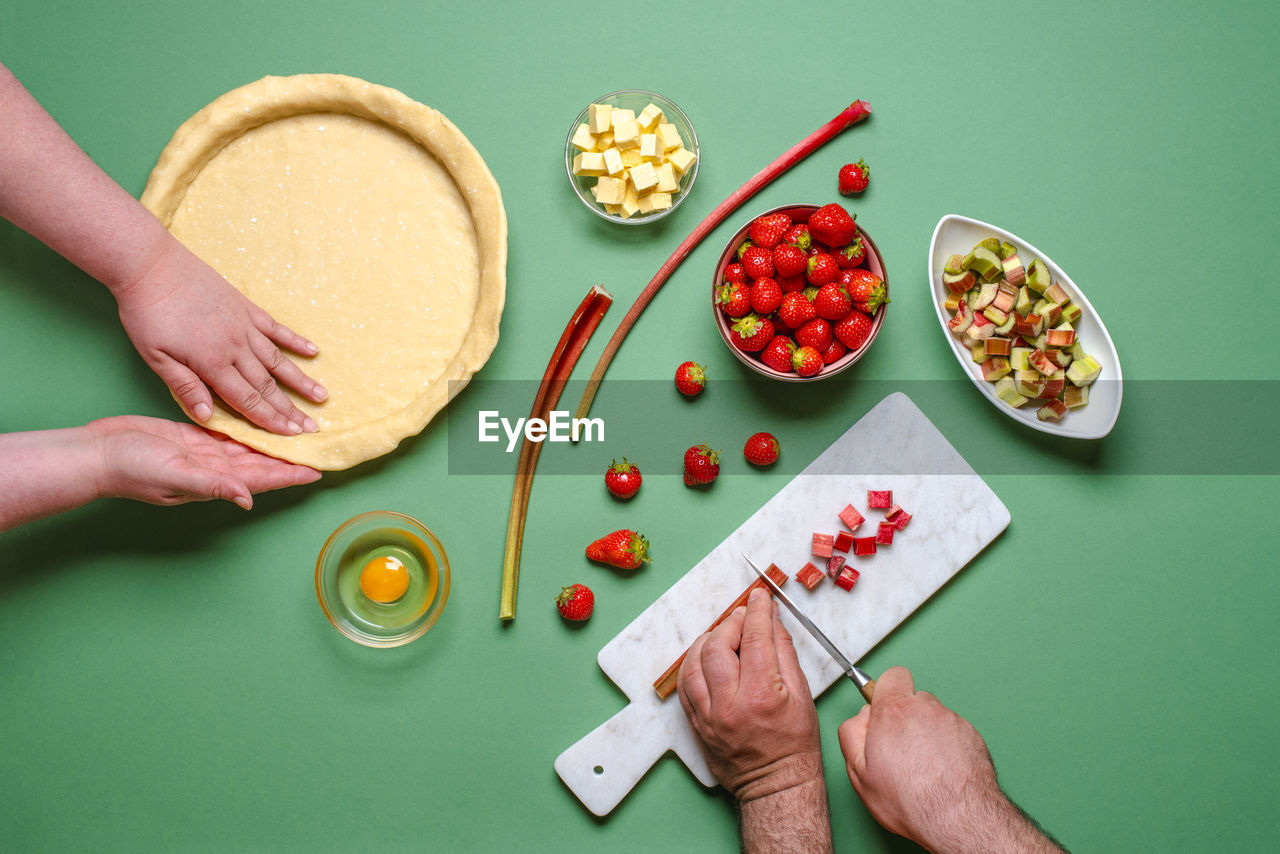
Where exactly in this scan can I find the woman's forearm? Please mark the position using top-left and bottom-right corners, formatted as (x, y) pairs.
(0, 427), (104, 532)
(0, 61), (173, 297)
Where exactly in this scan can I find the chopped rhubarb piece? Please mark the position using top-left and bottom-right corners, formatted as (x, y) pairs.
(891, 510), (912, 531)
(1038, 376), (1066, 399)
(826, 554), (846, 579)
(1014, 312), (1044, 338)
(992, 283), (1018, 312)
(1044, 281), (1070, 306)
(1037, 399), (1068, 422)
(796, 561), (825, 590)
(968, 312), (996, 340)
(1045, 327), (1076, 348)
(943, 269), (976, 294)
(867, 490), (893, 509)
(984, 337), (1012, 357)
(853, 536), (877, 556)
(980, 356), (1011, 382)
(876, 521), (895, 545)
(884, 504), (903, 521)
(946, 300), (972, 335)
(971, 282), (998, 310)
(833, 530), (855, 553)
(811, 532), (834, 558)
(834, 565), (860, 591)
(838, 504), (864, 531)
(1029, 348), (1058, 376)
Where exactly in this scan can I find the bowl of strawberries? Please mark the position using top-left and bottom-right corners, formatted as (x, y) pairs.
(713, 203), (888, 380)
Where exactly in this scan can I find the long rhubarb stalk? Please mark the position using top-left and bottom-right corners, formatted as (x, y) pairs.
(500, 284), (612, 621)
(574, 100), (872, 421)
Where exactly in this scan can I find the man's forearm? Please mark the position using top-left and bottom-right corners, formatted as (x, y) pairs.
(738, 776), (834, 854)
(0, 62), (172, 296)
(0, 427), (104, 532)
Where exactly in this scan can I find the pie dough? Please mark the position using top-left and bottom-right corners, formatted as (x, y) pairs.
(140, 74), (506, 470)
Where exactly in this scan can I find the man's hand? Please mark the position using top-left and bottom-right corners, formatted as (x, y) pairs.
(677, 588), (833, 854)
(838, 666), (1065, 853)
(88, 415), (321, 510)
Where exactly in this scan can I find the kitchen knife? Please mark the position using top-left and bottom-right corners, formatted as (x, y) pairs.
(744, 553), (876, 702)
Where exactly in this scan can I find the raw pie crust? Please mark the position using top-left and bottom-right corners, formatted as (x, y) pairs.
(141, 74), (506, 470)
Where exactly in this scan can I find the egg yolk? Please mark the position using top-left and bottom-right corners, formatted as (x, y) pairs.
(359, 555), (409, 603)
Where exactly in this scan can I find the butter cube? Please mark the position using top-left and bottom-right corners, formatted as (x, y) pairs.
(637, 191), (672, 214)
(612, 119), (641, 149)
(628, 161), (659, 195)
(637, 102), (665, 131)
(601, 147), (625, 176)
(571, 123), (597, 152)
(611, 108), (635, 124)
(639, 133), (661, 161)
(588, 103), (612, 134)
(620, 148), (643, 168)
(621, 183), (641, 218)
(656, 122), (684, 152)
(593, 176), (627, 205)
(667, 146), (697, 175)
(595, 130), (614, 150)
(604, 203), (623, 216)
(655, 162), (679, 193)
(573, 151), (607, 176)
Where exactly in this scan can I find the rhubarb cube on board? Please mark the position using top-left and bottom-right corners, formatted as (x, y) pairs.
(834, 565), (861, 591)
(892, 511), (912, 531)
(833, 530), (855, 553)
(838, 504), (865, 531)
(812, 533), (834, 558)
(853, 536), (877, 557)
(867, 490), (893, 509)
(796, 562), (825, 591)
(884, 504), (903, 521)
(826, 555), (847, 579)
(876, 521), (895, 545)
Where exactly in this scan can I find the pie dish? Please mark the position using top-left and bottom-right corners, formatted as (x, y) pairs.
(141, 74), (507, 469)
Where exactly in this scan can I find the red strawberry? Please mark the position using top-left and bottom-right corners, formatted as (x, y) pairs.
(674, 361), (706, 397)
(795, 318), (833, 352)
(748, 213), (792, 249)
(724, 262), (748, 285)
(777, 291), (817, 329)
(759, 335), (796, 372)
(683, 444), (720, 486)
(834, 310), (874, 351)
(782, 223), (811, 251)
(604, 458), (642, 499)
(717, 281), (751, 318)
(834, 235), (866, 269)
(838, 159), (870, 195)
(743, 431), (781, 466)
(792, 345), (823, 377)
(749, 278), (783, 315)
(555, 583), (595, 621)
(821, 340), (847, 364)
(806, 253), (840, 286)
(807, 203), (858, 247)
(840, 268), (889, 313)
(586, 529), (650, 569)
(776, 273), (807, 294)
(772, 243), (808, 278)
(736, 239), (755, 261)
(740, 245), (774, 280)
(813, 282), (852, 320)
(729, 313), (773, 352)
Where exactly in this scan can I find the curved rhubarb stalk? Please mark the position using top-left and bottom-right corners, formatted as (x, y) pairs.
(500, 285), (612, 621)
(574, 100), (872, 421)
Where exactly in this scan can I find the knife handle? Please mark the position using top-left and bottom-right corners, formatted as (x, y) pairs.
(857, 677), (875, 703)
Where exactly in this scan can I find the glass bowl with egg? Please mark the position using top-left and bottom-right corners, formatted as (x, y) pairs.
(315, 511), (451, 647)
(564, 89), (699, 225)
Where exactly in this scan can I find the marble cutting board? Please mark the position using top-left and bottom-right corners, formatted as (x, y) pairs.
(554, 393), (1011, 816)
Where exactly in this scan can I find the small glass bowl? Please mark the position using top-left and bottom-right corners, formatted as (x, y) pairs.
(315, 511), (450, 648)
(564, 89), (699, 225)
(713, 204), (889, 381)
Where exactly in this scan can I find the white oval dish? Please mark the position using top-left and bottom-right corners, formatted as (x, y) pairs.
(928, 214), (1122, 439)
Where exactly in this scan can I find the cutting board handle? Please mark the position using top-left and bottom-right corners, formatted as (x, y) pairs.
(554, 702), (671, 816)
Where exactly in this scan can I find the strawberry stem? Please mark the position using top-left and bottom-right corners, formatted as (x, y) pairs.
(500, 285), (612, 621)
(574, 100), (872, 422)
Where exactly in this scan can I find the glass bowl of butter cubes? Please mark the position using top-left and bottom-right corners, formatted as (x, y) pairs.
(565, 89), (699, 224)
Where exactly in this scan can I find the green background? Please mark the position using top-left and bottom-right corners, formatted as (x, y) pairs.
(2, 1), (1277, 851)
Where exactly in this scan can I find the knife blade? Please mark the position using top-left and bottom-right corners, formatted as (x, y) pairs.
(744, 553), (876, 703)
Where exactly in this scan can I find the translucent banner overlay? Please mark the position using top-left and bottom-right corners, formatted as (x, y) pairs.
(446, 380), (1279, 476)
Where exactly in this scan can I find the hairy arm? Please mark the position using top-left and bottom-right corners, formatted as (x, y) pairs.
(838, 667), (1067, 854)
(0, 417), (320, 532)
(0, 62), (326, 435)
(677, 589), (834, 854)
